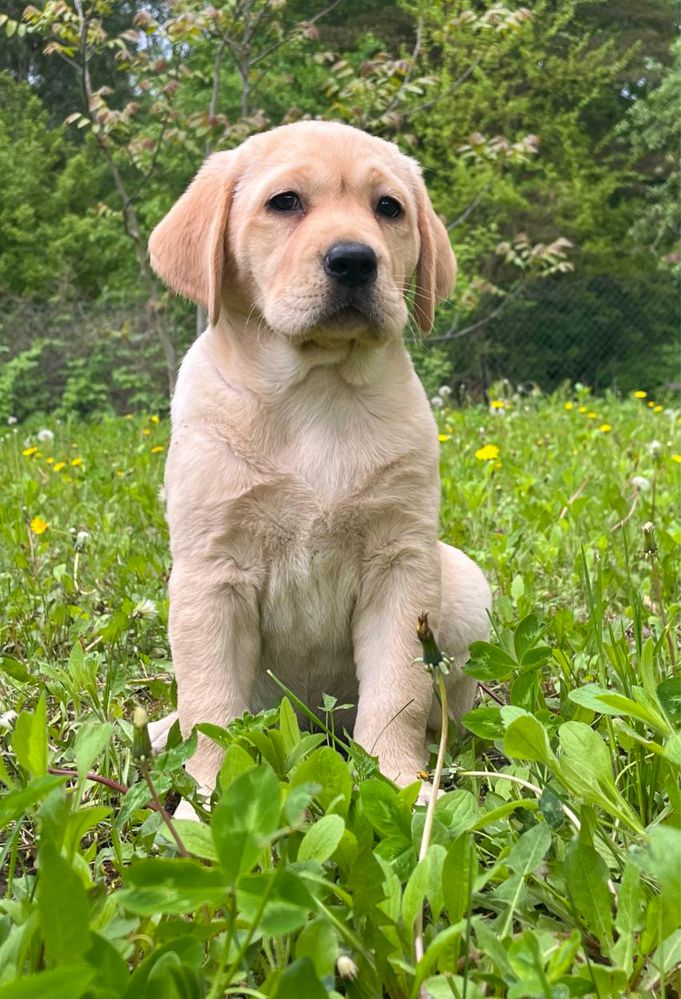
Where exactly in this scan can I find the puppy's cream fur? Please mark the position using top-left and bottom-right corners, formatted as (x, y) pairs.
(148, 122), (490, 811)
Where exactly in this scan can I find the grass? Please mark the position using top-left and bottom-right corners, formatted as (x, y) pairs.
(0, 386), (680, 998)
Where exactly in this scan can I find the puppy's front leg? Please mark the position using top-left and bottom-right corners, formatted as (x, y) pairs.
(169, 560), (259, 795)
(352, 541), (440, 786)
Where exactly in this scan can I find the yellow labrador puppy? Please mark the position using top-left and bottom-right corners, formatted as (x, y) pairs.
(148, 121), (490, 814)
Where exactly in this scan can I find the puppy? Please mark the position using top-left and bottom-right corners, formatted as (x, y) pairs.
(148, 121), (491, 813)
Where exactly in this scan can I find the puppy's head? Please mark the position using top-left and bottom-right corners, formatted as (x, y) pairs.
(149, 122), (455, 343)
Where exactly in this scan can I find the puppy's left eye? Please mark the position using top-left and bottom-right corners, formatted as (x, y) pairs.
(268, 191), (303, 212)
(376, 196), (403, 219)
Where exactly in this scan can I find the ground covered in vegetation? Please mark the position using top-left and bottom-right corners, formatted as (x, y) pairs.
(1, 389), (680, 998)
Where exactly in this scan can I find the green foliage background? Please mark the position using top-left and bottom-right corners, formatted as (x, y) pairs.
(0, 0), (679, 416)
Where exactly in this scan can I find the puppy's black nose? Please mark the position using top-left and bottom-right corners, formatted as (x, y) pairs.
(323, 241), (377, 288)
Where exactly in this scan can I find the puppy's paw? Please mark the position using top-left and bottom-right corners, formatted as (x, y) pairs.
(148, 711), (179, 753)
(416, 781), (445, 807)
(172, 797), (202, 823)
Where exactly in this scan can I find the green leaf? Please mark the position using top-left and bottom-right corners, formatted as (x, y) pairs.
(539, 786), (565, 829)
(513, 614), (544, 659)
(461, 705), (503, 739)
(557, 721), (643, 832)
(402, 853), (431, 938)
(360, 779), (411, 838)
(211, 766), (281, 884)
(565, 840), (613, 948)
(37, 842), (90, 966)
(237, 869), (315, 936)
(290, 747), (353, 817)
(503, 713), (556, 765)
(295, 918), (339, 981)
(568, 684), (671, 734)
(442, 833), (476, 925)
(271, 957), (327, 999)
(12, 694), (47, 777)
(279, 696), (301, 753)
(612, 860), (644, 974)
(298, 813), (344, 863)
(495, 823), (552, 938)
(657, 677), (681, 727)
(0, 776), (65, 828)
(463, 641), (517, 681)
(74, 721), (112, 782)
(0, 966), (95, 999)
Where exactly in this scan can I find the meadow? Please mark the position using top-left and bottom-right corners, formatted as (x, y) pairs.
(0, 387), (680, 998)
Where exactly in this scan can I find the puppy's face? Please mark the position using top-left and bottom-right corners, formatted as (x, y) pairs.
(229, 127), (422, 344)
(149, 122), (456, 343)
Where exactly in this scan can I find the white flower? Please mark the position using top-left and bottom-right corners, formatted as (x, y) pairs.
(336, 955), (358, 980)
(648, 440), (662, 457)
(438, 385), (452, 399)
(7, 416), (17, 425)
(75, 530), (90, 551)
(37, 428), (54, 443)
(132, 598), (157, 619)
(0, 710), (17, 729)
(430, 396), (444, 410)
(631, 476), (651, 493)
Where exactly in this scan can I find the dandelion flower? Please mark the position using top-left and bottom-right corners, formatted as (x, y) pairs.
(142, 427), (152, 435)
(30, 516), (48, 535)
(22, 446), (38, 457)
(0, 710), (17, 729)
(564, 401), (574, 411)
(45, 457), (54, 464)
(133, 598), (157, 619)
(438, 434), (451, 443)
(578, 406), (588, 414)
(633, 391), (647, 399)
(75, 530), (90, 551)
(648, 440), (662, 457)
(430, 396), (444, 410)
(7, 416), (17, 425)
(490, 400), (506, 410)
(653, 405), (662, 413)
(37, 428), (54, 443)
(631, 475), (651, 492)
(438, 385), (452, 400)
(150, 414), (160, 424)
(587, 411), (598, 420)
(336, 955), (358, 980)
(672, 454), (681, 464)
(599, 424), (612, 433)
(647, 401), (655, 409)
(53, 462), (66, 472)
(70, 457), (82, 467)
(475, 444), (500, 461)
(150, 445), (164, 454)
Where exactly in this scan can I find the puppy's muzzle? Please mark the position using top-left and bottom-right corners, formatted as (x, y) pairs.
(323, 241), (377, 289)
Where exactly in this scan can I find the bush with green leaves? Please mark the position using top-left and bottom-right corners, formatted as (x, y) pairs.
(0, 390), (680, 997)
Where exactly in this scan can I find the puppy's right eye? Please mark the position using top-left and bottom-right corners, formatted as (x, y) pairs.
(267, 191), (303, 212)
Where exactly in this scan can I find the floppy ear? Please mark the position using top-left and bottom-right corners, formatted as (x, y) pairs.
(148, 151), (237, 326)
(412, 177), (457, 334)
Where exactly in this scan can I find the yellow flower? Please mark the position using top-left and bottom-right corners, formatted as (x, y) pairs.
(30, 516), (48, 535)
(578, 405), (588, 414)
(53, 462), (66, 472)
(22, 446), (38, 457)
(653, 405), (662, 413)
(475, 444), (500, 461)
(45, 457), (54, 464)
(150, 445), (164, 453)
(587, 411), (598, 420)
(116, 470), (125, 477)
(564, 402), (574, 411)
(150, 414), (160, 424)
(490, 400), (506, 410)
(70, 457), (82, 467)
(599, 424), (612, 433)
(647, 401), (655, 409)
(672, 454), (681, 464)
(142, 428), (151, 436)
(633, 391), (647, 399)
(124, 414), (133, 420)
